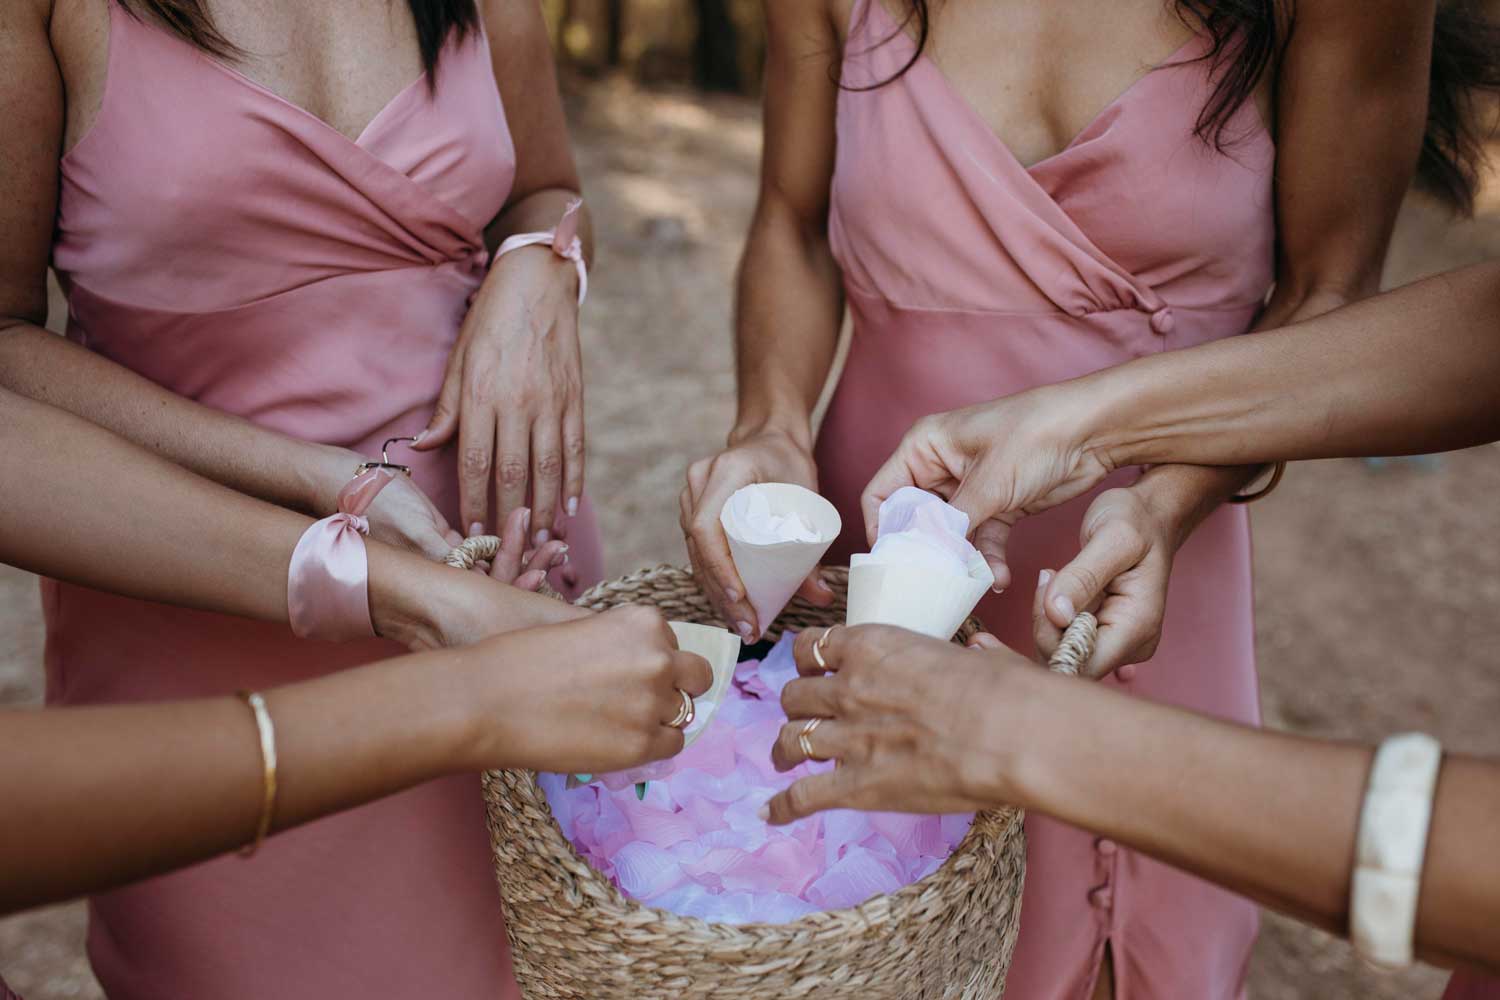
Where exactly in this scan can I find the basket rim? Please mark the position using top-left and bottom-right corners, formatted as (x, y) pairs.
(486, 562), (1025, 938)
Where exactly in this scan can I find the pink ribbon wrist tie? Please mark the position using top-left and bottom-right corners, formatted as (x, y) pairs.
(286, 468), (399, 642)
(495, 197), (588, 306)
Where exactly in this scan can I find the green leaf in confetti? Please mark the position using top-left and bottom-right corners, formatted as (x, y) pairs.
(635, 782), (648, 800)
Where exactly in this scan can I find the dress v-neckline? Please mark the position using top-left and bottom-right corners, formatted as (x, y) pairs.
(118, 1), (430, 149)
(862, 0), (1200, 174)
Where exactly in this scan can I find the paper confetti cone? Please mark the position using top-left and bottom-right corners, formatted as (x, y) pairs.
(720, 484), (842, 636)
(668, 621), (743, 748)
(846, 546), (994, 641)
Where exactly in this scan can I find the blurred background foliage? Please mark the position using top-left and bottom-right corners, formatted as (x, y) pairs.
(542, 0), (768, 92)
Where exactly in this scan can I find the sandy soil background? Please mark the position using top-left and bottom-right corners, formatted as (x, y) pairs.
(2, 80), (1497, 998)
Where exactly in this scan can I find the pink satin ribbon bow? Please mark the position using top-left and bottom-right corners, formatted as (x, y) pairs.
(495, 197), (589, 306)
(286, 468), (398, 642)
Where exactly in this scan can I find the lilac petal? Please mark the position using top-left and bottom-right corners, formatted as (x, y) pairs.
(612, 841), (686, 899)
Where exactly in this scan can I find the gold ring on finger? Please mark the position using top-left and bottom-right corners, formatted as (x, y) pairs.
(812, 626), (843, 671)
(668, 689), (695, 730)
(798, 717), (829, 762)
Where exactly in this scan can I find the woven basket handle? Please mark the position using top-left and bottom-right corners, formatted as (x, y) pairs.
(445, 535), (501, 570)
(1046, 612), (1099, 677)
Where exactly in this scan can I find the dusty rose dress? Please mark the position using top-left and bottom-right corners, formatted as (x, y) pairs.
(45, 6), (601, 997)
(818, 3), (1273, 996)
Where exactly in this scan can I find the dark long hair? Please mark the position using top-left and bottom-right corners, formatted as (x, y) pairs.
(869, 1), (1500, 214)
(118, 0), (479, 83)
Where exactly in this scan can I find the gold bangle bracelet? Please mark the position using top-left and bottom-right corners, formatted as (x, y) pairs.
(1228, 461), (1286, 505)
(237, 691), (278, 858)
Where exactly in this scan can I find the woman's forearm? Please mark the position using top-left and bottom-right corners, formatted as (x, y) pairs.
(0, 321), (357, 515)
(1083, 261), (1500, 469)
(982, 664), (1500, 970)
(0, 645), (474, 914)
(0, 386), (572, 647)
(732, 200), (844, 446)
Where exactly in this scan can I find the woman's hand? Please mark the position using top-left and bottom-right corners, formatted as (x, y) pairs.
(1032, 486), (1176, 679)
(763, 625), (1028, 824)
(680, 427), (836, 640)
(861, 384), (1113, 592)
(462, 606), (714, 775)
(414, 245), (584, 548)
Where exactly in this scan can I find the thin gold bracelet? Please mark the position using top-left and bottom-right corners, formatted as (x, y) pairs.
(237, 691), (278, 858)
(1228, 460), (1286, 505)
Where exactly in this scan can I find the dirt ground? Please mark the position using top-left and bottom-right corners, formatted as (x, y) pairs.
(2, 79), (1497, 999)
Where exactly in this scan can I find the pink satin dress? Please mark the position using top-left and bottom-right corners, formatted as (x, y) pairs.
(46, 6), (602, 997)
(817, 3), (1273, 996)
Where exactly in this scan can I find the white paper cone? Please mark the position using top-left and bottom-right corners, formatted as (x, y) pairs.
(846, 549), (994, 640)
(720, 484), (841, 635)
(668, 621), (742, 748)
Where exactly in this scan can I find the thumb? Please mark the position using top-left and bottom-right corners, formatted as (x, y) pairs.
(1044, 522), (1145, 629)
(413, 353), (463, 451)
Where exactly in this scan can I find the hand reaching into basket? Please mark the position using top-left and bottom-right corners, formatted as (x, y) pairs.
(763, 625), (1031, 822)
(467, 607), (714, 774)
(681, 428), (838, 640)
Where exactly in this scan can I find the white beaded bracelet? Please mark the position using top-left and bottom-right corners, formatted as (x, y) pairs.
(1350, 732), (1443, 967)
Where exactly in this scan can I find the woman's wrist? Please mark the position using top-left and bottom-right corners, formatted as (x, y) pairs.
(487, 242), (582, 304)
(365, 544), (446, 649)
(297, 443), (365, 516)
(957, 658), (1051, 810)
(727, 411), (815, 453)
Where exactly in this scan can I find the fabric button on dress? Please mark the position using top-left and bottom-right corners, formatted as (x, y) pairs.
(1090, 887), (1115, 910)
(1096, 839), (1119, 858)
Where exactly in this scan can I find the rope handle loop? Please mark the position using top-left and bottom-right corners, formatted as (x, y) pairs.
(1046, 612), (1099, 677)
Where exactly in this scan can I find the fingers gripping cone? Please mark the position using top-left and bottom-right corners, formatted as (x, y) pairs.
(719, 484), (842, 636)
(668, 621), (742, 748)
(846, 487), (994, 640)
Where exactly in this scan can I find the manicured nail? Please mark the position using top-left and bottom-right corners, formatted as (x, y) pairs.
(534, 529), (551, 546)
(815, 578), (834, 594)
(567, 496), (579, 517)
(412, 429), (428, 445)
(469, 522), (484, 537)
(756, 803), (771, 822)
(520, 508), (532, 535)
(1038, 569), (1054, 590)
(736, 621), (754, 640)
(725, 587), (742, 604)
(1053, 593), (1076, 620)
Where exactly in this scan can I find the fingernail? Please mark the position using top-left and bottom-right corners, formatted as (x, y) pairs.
(725, 587), (742, 604)
(815, 578), (834, 594)
(1038, 569), (1054, 590)
(1053, 593), (1076, 620)
(412, 429), (427, 445)
(736, 621), (754, 640)
(469, 522), (484, 537)
(566, 496), (579, 518)
(991, 584), (1006, 595)
(521, 508), (532, 534)
(756, 803), (771, 822)
(534, 529), (551, 546)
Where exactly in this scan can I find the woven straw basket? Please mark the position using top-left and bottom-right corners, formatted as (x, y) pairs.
(452, 555), (1097, 1000)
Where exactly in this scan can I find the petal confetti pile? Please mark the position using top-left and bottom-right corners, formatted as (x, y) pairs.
(540, 634), (972, 924)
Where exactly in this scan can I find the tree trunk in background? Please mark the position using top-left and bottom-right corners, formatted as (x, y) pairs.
(605, 0), (625, 67)
(693, 0), (741, 92)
